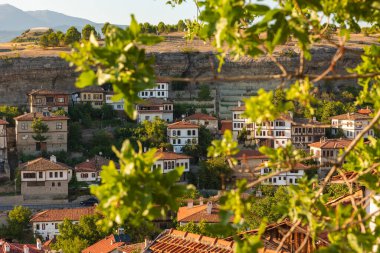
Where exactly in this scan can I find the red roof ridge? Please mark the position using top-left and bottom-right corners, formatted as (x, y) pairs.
(167, 121), (199, 129)
(185, 113), (217, 121)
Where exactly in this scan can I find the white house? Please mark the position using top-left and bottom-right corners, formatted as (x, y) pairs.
(19, 156), (72, 200)
(231, 103), (254, 141)
(0, 119), (8, 175)
(105, 92), (124, 111)
(185, 113), (218, 133)
(153, 151), (191, 182)
(138, 82), (169, 99)
(331, 112), (374, 139)
(74, 155), (114, 182)
(261, 163), (307, 185)
(136, 98), (173, 123)
(291, 118), (327, 150)
(167, 121), (199, 153)
(30, 207), (95, 240)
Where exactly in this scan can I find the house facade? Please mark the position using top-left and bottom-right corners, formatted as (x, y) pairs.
(14, 112), (69, 154)
(232, 150), (268, 183)
(19, 156), (72, 200)
(136, 98), (173, 123)
(167, 121), (199, 153)
(138, 82), (169, 99)
(331, 113), (374, 139)
(153, 151), (191, 182)
(30, 207), (95, 240)
(71, 87), (105, 109)
(105, 92), (124, 111)
(74, 155), (113, 182)
(27, 89), (70, 113)
(261, 163), (307, 185)
(0, 119), (8, 175)
(291, 118), (327, 149)
(185, 113), (218, 133)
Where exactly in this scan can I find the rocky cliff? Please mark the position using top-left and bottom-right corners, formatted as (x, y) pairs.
(0, 45), (363, 117)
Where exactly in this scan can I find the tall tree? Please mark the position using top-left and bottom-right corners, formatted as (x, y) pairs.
(157, 22), (166, 34)
(132, 118), (167, 148)
(31, 117), (49, 152)
(82, 24), (98, 41)
(101, 22), (111, 35)
(64, 26), (81, 45)
(177, 19), (186, 32)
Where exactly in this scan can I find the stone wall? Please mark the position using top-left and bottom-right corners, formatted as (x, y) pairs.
(0, 46), (363, 118)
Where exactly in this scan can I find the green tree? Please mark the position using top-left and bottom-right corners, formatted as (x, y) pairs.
(39, 34), (49, 48)
(48, 32), (59, 47)
(101, 22), (111, 35)
(177, 19), (186, 32)
(157, 22), (166, 34)
(132, 118), (167, 148)
(237, 127), (248, 144)
(68, 122), (82, 151)
(0, 206), (32, 241)
(198, 85), (212, 100)
(82, 24), (98, 41)
(64, 26), (81, 45)
(0, 105), (21, 126)
(31, 118), (49, 152)
(197, 157), (232, 190)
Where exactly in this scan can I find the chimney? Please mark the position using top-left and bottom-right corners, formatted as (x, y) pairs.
(36, 239), (42, 250)
(187, 199), (193, 208)
(4, 243), (10, 253)
(206, 201), (212, 214)
(50, 155), (56, 163)
(199, 197), (204, 205)
(238, 101), (241, 107)
(23, 245), (29, 253)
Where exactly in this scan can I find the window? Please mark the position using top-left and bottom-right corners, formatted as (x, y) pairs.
(177, 130), (181, 136)
(81, 173), (89, 178)
(192, 130), (196, 135)
(21, 123), (27, 130)
(173, 139), (176, 144)
(57, 134), (64, 140)
(188, 130), (191, 135)
(55, 172), (58, 177)
(192, 138), (197, 144)
(56, 122), (63, 129)
(60, 172), (63, 177)
(289, 178), (293, 184)
(178, 139), (181, 144)
(42, 224), (45, 230)
(172, 130), (176, 136)
(276, 121), (285, 127)
(145, 116), (150, 120)
(185, 163), (188, 169)
(92, 173), (96, 178)
(58, 182), (61, 187)
(49, 172), (53, 178)
(23, 173), (36, 179)
(52, 182), (55, 187)
(39, 172), (43, 178)
(57, 97), (65, 103)
(55, 223), (58, 229)
(36, 224), (40, 230)
(46, 97), (54, 103)
(84, 94), (87, 99)
(35, 98), (42, 104)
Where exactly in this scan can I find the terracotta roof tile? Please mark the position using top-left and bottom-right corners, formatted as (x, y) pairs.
(308, 138), (352, 149)
(28, 89), (69, 96)
(357, 108), (372, 115)
(118, 243), (145, 253)
(82, 234), (131, 253)
(147, 229), (234, 253)
(177, 203), (228, 223)
(185, 113), (217, 121)
(231, 105), (246, 111)
(75, 155), (113, 173)
(30, 207), (95, 222)
(331, 112), (371, 120)
(155, 151), (192, 160)
(233, 150), (267, 160)
(167, 121), (199, 129)
(0, 241), (44, 253)
(19, 157), (71, 172)
(137, 98), (173, 106)
(14, 112), (69, 121)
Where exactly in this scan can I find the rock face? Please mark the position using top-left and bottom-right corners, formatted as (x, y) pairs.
(0, 46), (362, 117)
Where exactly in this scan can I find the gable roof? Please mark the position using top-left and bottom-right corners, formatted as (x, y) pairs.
(357, 107), (372, 115)
(117, 243), (145, 253)
(0, 241), (44, 253)
(292, 118), (327, 127)
(28, 89), (69, 96)
(30, 207), (96, 223)
(75, 155), (113, 173)
(82, 234), (131, 253)
(177, 203), (226, 223)
(19, 157), (71, 172)
(331, 112), (371, 120)
(233, 150), (267, 160)
(308, 138), (352, 149)
(185, 113), (217, 121)
(155, 151), (192, 160)
(145, 229), (234, 253)
(137, 98), (173, 106)
(167, 121), (199, 129)
(14, 112), (69, 121)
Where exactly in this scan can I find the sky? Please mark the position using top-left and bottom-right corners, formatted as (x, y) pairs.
(0, 0), (199, 25)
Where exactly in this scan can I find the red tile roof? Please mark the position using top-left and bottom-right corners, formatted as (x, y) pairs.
(331, 112), (371, 120)
(177, 203), (227, 223)
(14, 112), (69, 121)
(137, 98), (173, 106)
(155, 151), (192, 160)
(19, 157), (71, 172)
(357, 107), (372, 115)
(28, 89), (69, 96)
(146, 229), (234, 253)
(233, 150), (267, 160)
(220, 120), (232, 134)
(82, 235), (126, 253)
(30, 207), (95, 222)
(308, 138), (352, 149)
(0, 241), (44, 253)
(231, 105), (246, 111)
(75, 155), (113, 173)
(167, 121), (199, 129)
(185, 113), (217, 121)
(0, 120), (8, 125)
